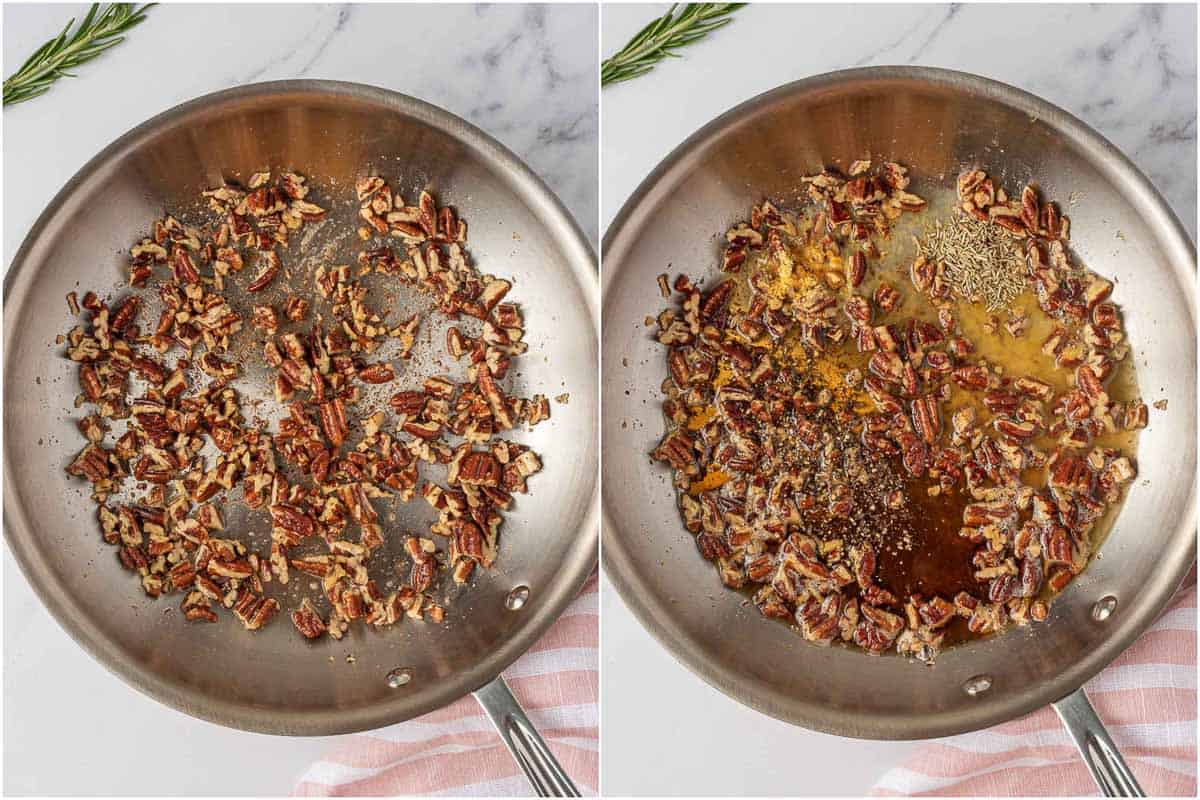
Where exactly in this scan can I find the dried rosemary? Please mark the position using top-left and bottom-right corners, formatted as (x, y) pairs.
(917, 214), (1027, 312)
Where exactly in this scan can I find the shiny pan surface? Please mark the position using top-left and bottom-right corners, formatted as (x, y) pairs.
(602, 66), (1195, 739)
(4, 80), (599, 735)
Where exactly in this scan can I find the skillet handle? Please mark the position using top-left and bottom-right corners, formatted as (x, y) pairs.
(473, 676), (581, 797)
(1052, 688), (1145, 797)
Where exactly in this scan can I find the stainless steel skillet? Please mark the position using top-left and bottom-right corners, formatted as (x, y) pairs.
(602, 67), (1195, 795)
(4, 81), (598, 795)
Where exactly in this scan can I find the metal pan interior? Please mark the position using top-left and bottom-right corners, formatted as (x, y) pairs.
(4, 80), (599, 735)
(602, 67), (1195, 739)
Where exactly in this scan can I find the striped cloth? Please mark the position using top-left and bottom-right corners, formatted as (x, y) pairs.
(294, 574), (598, 796)
(872, 573), (1196, 796)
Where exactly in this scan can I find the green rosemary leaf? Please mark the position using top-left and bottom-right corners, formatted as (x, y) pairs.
(602, 3), (746, 88)
(4, 4), (155, 107)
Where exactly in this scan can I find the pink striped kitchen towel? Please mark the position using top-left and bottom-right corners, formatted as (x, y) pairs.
(294, 574), (598, 797)
(872, 572), (1196, 796)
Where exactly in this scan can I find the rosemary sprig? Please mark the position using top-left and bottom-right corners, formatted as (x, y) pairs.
(4, 3), (155, 107)
(602, 3), (746, 87)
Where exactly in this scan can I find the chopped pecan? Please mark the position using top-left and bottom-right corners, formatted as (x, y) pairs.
(291, 599), (328, 639)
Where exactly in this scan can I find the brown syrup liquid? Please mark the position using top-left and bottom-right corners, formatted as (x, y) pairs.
(873, 479), (978, 599)
(873, 478), (982, 647)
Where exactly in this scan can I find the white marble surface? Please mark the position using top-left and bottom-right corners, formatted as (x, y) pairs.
(2, 4), (596, 796)
(600, 3), (1196, 796)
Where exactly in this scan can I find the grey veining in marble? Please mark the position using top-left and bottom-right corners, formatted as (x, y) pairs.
(2, 5), (596, 797)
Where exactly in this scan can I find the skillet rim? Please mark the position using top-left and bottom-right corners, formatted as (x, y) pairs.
(600, 64), (1197, 740)
(3, 78), (600, 736)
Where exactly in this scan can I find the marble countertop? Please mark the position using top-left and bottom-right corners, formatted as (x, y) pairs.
(2, 4), (596, 796)
(600, 3), (1195, 796)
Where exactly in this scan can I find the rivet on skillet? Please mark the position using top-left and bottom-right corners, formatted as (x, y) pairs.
(505, 585), (530, 611)
(386, 667), (413, 688)
(1091, 595), (1118, 622)
(963, 675), (993, 697)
